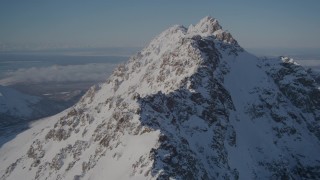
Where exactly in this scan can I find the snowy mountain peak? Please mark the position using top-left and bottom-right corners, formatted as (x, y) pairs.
(146, 16), (239, 55)
(280, 56), (300, 65)
(1, 17), (320, 180)
(189, 16), (222, 34)
(188, 16), (238, 45)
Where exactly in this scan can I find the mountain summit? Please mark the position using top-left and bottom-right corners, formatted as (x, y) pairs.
(1, 17), (320, 180)
(188, 16), (237, 45)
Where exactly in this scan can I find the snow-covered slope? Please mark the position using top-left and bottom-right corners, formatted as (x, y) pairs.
(1, 16), (320, 180)
(0, 85), (41, 124)
(0, 85), (43, 146)
(0, 85), (82, 147)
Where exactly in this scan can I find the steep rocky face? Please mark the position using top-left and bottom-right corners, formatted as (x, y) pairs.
(138, 38), (236, 179)
(1, 17), (320, 180)
(262, 57), (320, 141)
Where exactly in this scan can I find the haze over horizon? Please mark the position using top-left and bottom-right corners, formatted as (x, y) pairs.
(0, 0), (320, 56)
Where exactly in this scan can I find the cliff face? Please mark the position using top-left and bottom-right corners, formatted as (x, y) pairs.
(1, 17), (320, 180)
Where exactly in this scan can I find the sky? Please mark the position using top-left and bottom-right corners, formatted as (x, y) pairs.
(0, 0), (320, 55)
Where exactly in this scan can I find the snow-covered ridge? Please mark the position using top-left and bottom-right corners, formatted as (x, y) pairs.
(101, 16), (242, 98)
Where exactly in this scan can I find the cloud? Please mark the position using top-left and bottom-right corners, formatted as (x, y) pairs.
(0, 63), (119, 85)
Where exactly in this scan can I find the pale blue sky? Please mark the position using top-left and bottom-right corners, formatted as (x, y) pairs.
(0, 0), (320, 53)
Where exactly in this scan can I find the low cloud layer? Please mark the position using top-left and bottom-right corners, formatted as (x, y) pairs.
(0, 63), (119, 85)
(1, 59), (319, 86)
